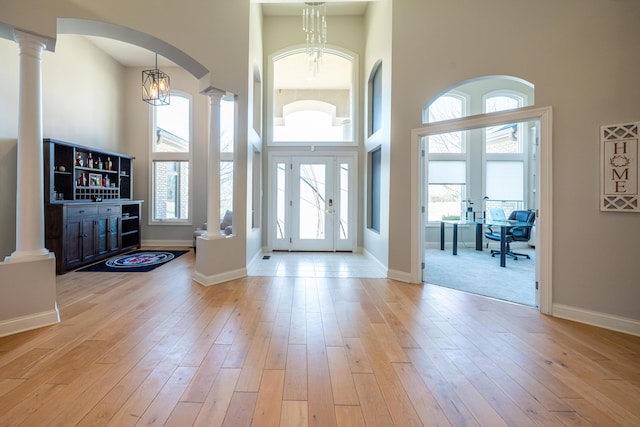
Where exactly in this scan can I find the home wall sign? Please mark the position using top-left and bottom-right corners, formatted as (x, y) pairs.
(600, 122), (639, 212)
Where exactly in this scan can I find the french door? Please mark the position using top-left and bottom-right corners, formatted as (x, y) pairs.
(270, 154), (356, 252)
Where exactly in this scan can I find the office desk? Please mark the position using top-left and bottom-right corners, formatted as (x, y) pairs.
(440, 219), (530, 267)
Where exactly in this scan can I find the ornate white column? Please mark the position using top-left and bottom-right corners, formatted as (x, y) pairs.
(7, 30), (50, 261)
(203, 88), (225, 238)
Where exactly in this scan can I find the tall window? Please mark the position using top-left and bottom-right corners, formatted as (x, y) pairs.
(220, 95), (235, 234)
(425, 94), (467, 221)
(484, 93), (526, 216)
(369, 146), (381, 232)
(151, 93), (191, 223)
(369, 62), (382, 136)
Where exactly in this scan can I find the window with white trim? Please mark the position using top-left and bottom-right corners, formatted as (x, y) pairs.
(483, 93), (526, 216)
(271, 49), (355, 145)
(151, 93), (191, 223)
(423, 77), (535, 222)
(425, 94), (468, 221)
(220, 95), (235, 234)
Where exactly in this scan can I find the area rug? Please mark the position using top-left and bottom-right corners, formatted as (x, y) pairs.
(77, 250), (188, 273)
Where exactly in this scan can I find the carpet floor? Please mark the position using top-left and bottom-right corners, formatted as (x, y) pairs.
(424, 245), (536, 306)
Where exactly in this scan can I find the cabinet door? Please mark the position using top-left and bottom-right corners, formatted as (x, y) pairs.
(96, 216), (109, 256)
(64, 218), (83, 266)
(108, 215), (121, 252)
(82, 217), (97, 262)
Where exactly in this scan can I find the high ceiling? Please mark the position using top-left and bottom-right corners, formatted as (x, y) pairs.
(258, 1), (369, 16)
(84, 1), (371, 68)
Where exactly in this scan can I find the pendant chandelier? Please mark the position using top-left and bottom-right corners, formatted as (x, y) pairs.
(302, 2), (327, 79)
(142, 53), (170, 106)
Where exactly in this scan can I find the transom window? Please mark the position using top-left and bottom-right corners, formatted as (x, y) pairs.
(270, 49), (355, 145)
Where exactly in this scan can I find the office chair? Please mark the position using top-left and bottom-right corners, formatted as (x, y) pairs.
(485, 210), (535, 260)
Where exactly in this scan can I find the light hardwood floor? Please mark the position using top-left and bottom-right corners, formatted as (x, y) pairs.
(1, 249), (639, 426)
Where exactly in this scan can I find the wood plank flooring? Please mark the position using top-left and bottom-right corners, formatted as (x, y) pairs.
(1, 249), (640, 426)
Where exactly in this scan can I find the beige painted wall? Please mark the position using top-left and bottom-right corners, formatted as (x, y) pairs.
(0, 34), (124, 259)
(121, 66), (210, 245)
(363, 0), (392, 267)
(389, 0), (640, 319)
(247, 2), (264, 261)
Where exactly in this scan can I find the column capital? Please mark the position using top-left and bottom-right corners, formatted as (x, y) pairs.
(201, 87), (226, 101)
(13, 30), (48, 55)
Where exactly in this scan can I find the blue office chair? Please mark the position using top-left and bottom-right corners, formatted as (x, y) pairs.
(485, 210), (535, 260)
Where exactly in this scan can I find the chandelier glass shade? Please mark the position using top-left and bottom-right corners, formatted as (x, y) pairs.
(302, 2), (327, 78)
(142, 53), (170, 106)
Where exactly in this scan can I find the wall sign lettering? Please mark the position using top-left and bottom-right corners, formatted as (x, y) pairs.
(601, 122), (639, 212)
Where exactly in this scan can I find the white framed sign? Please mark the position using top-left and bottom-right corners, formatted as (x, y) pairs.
(601, 122), (639, 212)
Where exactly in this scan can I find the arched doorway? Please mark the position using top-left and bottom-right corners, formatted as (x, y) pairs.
(411, 103), (553, 314)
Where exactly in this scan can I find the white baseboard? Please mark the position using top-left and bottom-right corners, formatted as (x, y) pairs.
(362, 248), (388, 276)
(141, 240), (193, 248)
(387, 268), (416, 284)
(247, 250), (263, 272)
(553, 303), (640, 337)
(193, 267), (247, 287)
(0, 305), (60, 338)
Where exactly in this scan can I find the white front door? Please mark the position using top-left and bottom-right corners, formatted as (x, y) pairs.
(270, 154), (356, 252)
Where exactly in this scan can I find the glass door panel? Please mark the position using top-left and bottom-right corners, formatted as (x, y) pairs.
(299, 163), (327, 240)
(292, 158), (334, 251)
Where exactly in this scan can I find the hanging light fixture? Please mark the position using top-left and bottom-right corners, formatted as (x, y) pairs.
(302, 2), (327, 79)
(142, 53), (170, 106)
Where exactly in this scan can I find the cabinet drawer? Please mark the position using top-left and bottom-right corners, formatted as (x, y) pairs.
(98, 205), (121, 215)
(66, 206), (97, 217)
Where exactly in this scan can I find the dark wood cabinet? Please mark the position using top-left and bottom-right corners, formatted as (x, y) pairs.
(43, 139), (143, 274)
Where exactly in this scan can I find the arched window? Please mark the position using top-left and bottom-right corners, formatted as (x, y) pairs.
(369, 62), (382, 136)
(423, 76), (534, 222)
(270, 49), (355, 145)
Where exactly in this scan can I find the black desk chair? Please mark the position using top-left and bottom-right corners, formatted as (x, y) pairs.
(485, 210), (535, 260)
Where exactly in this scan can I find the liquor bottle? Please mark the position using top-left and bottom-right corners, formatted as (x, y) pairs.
(76, 152), (83, 167)
(106, 157), (112, 171)
(98, 157), (103, 170)
(87, 153), (93, 168)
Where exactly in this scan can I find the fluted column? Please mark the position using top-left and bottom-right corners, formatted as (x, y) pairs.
(204, 88), (225, 238)
(8, 30), (50, 261)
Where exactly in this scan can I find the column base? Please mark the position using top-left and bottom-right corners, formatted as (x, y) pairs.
(5, 248), (51, 263)
(194, 235), (245, 286)
(0, 252), (59, 337)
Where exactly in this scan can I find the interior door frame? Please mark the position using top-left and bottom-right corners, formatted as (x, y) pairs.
(411, 106), (553, 314)
(267, 151), (358, 252)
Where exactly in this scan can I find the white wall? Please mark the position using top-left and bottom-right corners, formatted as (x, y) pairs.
(389, 0), (640, 321)
(0, 34), (125, 259)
